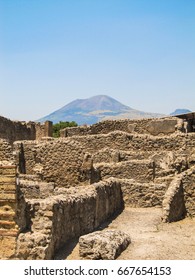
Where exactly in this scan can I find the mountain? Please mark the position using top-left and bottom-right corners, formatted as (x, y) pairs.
(37, 95), (165, 125)
(170, 109), (192, 116)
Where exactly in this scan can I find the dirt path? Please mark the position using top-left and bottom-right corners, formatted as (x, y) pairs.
(55, 207), (195, 260)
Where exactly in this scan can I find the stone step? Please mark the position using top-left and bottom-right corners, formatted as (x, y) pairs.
(0, 193), (16, 201)
(0, 166), (16, 176)
(0, 228), (18, 237)
(0, 220), (17, 230)
(0, 210), (15, 221)
(0, 201), (16, 209)
(0, 177), (15, 184)
(0, 184), (16, 192)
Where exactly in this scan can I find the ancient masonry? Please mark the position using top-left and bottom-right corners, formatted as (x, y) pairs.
(0, 114), (195, 259)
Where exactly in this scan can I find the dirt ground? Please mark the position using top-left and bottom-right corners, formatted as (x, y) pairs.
(55, 207), (195, 260)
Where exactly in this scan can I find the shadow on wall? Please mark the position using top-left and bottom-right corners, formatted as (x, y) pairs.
(18, 143), (26, 174)
(54, 206), (123, 260)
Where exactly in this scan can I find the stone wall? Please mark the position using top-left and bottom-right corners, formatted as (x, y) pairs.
(60, 117), (179, 137)
(120, 179), (167, 207)
(0, 115), (52, 143)
(13, 138), (94, 188)
(95, 160), (155, 183)
(161, 167), (195, 222)
(182, 167), (195, 217)
(13, 131), (195, 189)
(162, 176), (186, 222)
(1, 113), (195, 260)
(16, 179), (123, 260)
(0, 139), (14, 162)
(0, 164), (18, 259)
(35, 121), (53, 141)
(66, 131), (192, 155)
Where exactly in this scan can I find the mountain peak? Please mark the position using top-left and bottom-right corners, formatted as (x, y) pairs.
(37, 95), (164, 125)
(170, 108), (191, 116)
(60, 95), (131, 113)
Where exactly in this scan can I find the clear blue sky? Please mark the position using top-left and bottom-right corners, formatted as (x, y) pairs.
(0, 0), (194, 121)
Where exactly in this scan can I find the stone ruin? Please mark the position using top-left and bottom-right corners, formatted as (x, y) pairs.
(79, 230), (131, 260)
(0, 114), (195, 259)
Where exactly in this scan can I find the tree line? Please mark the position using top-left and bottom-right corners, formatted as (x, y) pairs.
(52, 121), (78, 137)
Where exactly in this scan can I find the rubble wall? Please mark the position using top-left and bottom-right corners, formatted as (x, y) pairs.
(13, 132), (195, 189)
(162, 176), (186, 222)
(0, 140), (14, 162)
(0, 115), (52, 143)
(120, 179), (167, 207)
(96, 160), (155, 183)
(14, 139), (90, 188)
(61, 117), (178, 137)
(16, 179), (123, 259)
(67, 132), (189, 154)
(182, 167), (195, 217)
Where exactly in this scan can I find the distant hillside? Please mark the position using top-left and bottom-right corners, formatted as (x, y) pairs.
(37, 95), (165, 125)
(170, 109), (192, 116)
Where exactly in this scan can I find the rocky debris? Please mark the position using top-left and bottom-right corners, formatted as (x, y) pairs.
(79, 229), (131, 260)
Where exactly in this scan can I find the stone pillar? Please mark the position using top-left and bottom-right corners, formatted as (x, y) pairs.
(44, 121), (53, 137)
(0, 165), (18, 259)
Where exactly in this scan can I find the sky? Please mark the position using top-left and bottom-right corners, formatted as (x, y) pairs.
(0, 0), (195, 121)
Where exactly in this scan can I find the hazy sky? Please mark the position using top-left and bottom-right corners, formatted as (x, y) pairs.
(0, 0), (195, 121)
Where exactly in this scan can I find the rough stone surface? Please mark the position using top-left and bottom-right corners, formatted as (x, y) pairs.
(79, 229), (131, 260)
(60, 117), (179, 137)
(0, 115), (195, 260)
(15, 179), (123, 260)
(0, 165), (18, 259)
(162, 176), (186, 222)
(0, 115), (52, 143)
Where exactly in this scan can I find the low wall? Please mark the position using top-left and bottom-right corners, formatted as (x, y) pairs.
(65, 131), (195, 155)
(162, 167), (195, 222)
(60, 117), (179, 137)
(16, 179), (123, 259)
(162, 176), (186, 222)
(95, 160), (155, 183)
(182, 167), (195, 216)
(120, 179), (167, 207)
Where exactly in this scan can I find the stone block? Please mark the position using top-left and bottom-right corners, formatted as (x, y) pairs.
(0, 236), (17, 259)
(0, 185), (16, 194)
(0, 177), (16, 184)
(146, 119), (177, 136)
(0, 193), (16, 201)
(79, 229), (131, 260)
(0, 166), (16, 176)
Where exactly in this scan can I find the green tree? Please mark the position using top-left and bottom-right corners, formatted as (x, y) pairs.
(52, 121), (78, 138)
